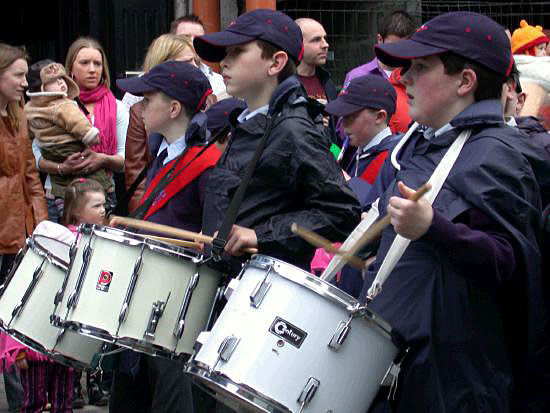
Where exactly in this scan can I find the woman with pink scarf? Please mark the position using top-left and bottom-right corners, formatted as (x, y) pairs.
(33, 37), (129, 217)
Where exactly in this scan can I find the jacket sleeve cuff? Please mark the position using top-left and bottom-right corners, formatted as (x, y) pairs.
(82, 126), (100, 146)
(422, 208), (458, 247)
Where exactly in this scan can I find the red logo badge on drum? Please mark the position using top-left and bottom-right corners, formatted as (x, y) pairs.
(96, 270), (113, 292)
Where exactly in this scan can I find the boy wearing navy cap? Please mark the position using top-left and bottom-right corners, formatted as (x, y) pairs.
(204, 97), (247, 152)
(325, 74), (399, 205)
(111, 61), (220, 413)
(116, 61), (220, 231)
(359, 12), (550, 412)
(194, 9), (360, 269)
(324, 74), (400, 298)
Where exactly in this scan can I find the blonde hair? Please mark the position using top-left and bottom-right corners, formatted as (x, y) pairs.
(142, 34), (196, 72)
(0, 43), (28, 130)
(62, 178), (105, 226)
(65, 37), (111, 89)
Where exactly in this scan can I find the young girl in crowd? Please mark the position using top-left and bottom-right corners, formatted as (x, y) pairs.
(61, 178), (107, 408)
(61, 178), (106, 232)
(0, 178), (105, 412)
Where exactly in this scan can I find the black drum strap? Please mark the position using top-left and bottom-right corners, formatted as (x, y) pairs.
(211, 115), (276, 259)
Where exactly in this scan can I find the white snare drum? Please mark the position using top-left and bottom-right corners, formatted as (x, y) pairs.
(53, 224), (221, 357)
(0, 235), (104, 369)
(186, 255), (402, 413)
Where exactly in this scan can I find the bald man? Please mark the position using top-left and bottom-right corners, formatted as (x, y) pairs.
(295, 17), (338, 143)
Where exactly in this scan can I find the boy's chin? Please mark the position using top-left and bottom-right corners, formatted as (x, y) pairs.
(225, 84), (242, 99)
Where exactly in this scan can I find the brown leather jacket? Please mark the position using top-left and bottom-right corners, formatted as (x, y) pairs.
(124, 103), (151, 213)
(0, 106), (48, 254)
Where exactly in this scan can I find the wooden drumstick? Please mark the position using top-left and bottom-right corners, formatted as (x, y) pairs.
(291, 223), (365, 270)
(349, 182), (432, 254)
(110, 216), (258, 254)
(142, 235), (201, 250)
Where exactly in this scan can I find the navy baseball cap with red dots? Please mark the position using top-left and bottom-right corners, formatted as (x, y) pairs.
(206, 97), (247, 134)
(375, 12), (513, 76)
(193, 9), (304, 63)
(116, 61), (212, 112)
(325, 74), (396, 117)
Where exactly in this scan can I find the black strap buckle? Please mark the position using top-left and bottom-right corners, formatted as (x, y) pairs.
(211, 237), (226, 261)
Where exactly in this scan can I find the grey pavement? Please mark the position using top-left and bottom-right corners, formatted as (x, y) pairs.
(0, 374), (108, 412)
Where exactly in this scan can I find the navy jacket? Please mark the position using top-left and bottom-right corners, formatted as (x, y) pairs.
(202, 76), (361, 271)
(363, 100), (550, 412)
(515, 116), (550, 157)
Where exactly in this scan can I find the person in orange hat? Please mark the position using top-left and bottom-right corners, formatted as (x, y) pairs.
(511, 19), (549, 56)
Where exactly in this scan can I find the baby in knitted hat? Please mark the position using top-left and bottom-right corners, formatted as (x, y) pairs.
(25, 60), (111, 199)
(512, 19), (548, 56)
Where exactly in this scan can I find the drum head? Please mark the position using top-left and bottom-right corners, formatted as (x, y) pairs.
(32, 235), (71, 267)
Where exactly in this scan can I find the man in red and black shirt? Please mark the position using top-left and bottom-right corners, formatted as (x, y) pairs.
(295, 18), (338, 141)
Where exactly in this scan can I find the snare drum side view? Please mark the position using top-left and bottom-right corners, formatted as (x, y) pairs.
(186, 255), (401, 413)
(53, 224), (221, 358)
(0, 235), (104, 370)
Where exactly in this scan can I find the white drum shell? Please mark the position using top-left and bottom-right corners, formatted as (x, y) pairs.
(190, 255), (399, 413)
(0, 236), (103, 369)
(55, 225), (220, 356)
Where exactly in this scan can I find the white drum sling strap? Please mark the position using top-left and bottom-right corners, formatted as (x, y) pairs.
(367, 128), (471, 300)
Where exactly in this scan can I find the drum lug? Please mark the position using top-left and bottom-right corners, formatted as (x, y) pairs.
(223, 278), (240, 300)
(173, 270), (200, 340)
(144, 292), (170, 340)
(250, 265), (273, 308)
(218, 335), (240, 362)
(328, 319), (351, 351)
(211, 335), (240, 372)
(67, 236), (95, 310)
(117, 243), (146, 334)
(9, 257), (47, 327)
(297, 376), (320, 412)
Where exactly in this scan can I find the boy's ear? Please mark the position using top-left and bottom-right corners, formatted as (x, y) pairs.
(516, 92), (527, 113)
(457, 68), (477, 97)
(267, 51), (289, 77)
(376, 109), (388, 125)
(169, 99), (182, 119)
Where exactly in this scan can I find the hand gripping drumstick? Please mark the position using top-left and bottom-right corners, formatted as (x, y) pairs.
(290, 223), (365, 270)
(349, 182), (432, 254)
(110, 216), (258, 254)
(316, 182), (431, 282)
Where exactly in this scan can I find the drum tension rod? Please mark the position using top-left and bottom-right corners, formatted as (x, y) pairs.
(173, 269), (200, 340)
(9, 256), (47, 327)
(67, 234), (95, 310)
(117, 243), (146, 336)
(0, 244), (26, 298)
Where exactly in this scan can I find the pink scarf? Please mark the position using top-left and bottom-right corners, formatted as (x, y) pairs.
(79, 84), (117, 156)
